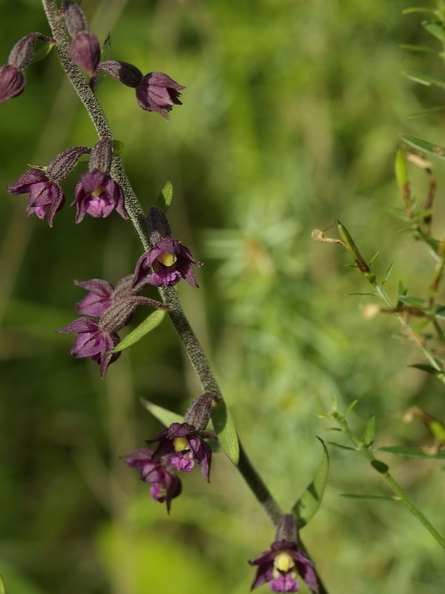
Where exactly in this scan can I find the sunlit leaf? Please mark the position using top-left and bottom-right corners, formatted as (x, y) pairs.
(403, 70), (445, 88)
(292, 439), (329, 529)
(378, 446), (445, 459)
(155, 179), (174, 213)
(110, 310), (166, 353)
(400, 134), (445, 159)
(140, 399), (184, 427)
(211, 401), (239, 465)
(0, 574), (5, 594)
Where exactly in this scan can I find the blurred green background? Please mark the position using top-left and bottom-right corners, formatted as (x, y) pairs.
(1, 0), (445, 592)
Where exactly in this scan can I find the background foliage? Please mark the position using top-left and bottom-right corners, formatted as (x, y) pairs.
(0, 0), (444, 592)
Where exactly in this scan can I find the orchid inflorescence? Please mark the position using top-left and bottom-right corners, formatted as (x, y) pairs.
(2, 2), (323, 593)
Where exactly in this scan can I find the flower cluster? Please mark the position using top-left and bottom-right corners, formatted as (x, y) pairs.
(0, 32), (55, 103)
(5, 1), (184, 224)
(123, 394), (215, 511)
(59, 274), (167, 377)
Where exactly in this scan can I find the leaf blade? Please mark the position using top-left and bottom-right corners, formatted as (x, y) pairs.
(292, 438), (329, 529)
(110, 309), (166, 353)
(211, 401), (239, 465)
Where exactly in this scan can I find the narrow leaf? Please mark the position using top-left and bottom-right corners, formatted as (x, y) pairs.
(110, 309), (166, 353)
(401, 134), (445, 159)
(378, 446), (445, 459)
(403, 70), (445, 89)
(382, 260), (396, 285)
(140, 398), (184, 427)
(422, 20), (445, 41)
(410, 363), (443, 376)
(343, 399), (358, 417)
(399, 43), (436, 52)
(408, 106), (445, 119)
(402, 8), (438, 15)
(0, 575), (5, 594)
(325, 441), (357, 451)
(340, 493), (397, 501)
(155, 179), (174, 213)
(362, 415), (376, 448)
(292, 438), (329, 529)
(211, 401), (239, 465)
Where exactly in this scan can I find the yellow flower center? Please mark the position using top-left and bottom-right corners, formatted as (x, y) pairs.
(92, 185), (104, 197)
(274, 552), (295, 573)
(173, 436), (189, 452)
(158, 252), (177, 267)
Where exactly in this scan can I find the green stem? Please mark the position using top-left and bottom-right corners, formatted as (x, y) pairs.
(333, 413), (445, 549)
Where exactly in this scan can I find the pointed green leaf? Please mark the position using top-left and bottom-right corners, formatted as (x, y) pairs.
(93, 33), (112, 91)
(29, 40), (56, 65)
(403, 70), (445, 89)
(422, 20), (445, 41)
(140, 399), (184, 427)
(292, 439), (329, 529)
(399, 43), (436, 52)
(382, 260), (396, 285)
(343, 399), (358, 417)
(325, 441), (357, 451)
(340, 493), (397, 501)
(0, 574), (5, 594)
(409, 363), (444, 376)
(362, 415), (376, 448)
(409, 106), (445, 118)
(211, 401), (239, 465)
(155, 179), (174, 213)
(110, 309), (166, 353)
(401, 134), (445, 159)
(402, 8), (438, 15)
(378, 446), (445, 459)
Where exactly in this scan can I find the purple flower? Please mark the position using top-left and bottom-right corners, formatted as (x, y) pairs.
(122, 448), (182, 512)
(0, 64), (25, 103)
(136, 72), (185, 119)
(73, 170), (127, 223)
(249, 540), (319, 593)
(69, 33), (100, 77)
(134, 237), (202, 288)
(147, 422), (213, 481)
(7, 168), (65, 227)
(74, 279), (116, 317)
(58, 317), (120, 378)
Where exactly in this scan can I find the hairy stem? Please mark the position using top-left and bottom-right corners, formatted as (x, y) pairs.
(39, 3), (322, 574)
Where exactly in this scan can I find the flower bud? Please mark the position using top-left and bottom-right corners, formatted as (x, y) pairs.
(183, 393), (213, 431)
(96, 60), (143, 87)
(62, 0), (89, 37)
